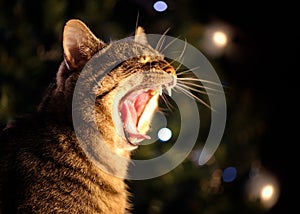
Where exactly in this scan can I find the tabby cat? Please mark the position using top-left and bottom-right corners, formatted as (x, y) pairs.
(0, 19), (176, 213)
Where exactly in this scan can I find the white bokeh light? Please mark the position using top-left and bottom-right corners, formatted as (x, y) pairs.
(158, 127), (172, 142)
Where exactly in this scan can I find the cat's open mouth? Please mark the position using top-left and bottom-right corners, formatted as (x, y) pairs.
(119, 88), (159, 148)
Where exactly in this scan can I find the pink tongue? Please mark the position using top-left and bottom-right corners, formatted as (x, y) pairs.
(120, 94), (151, 144)
(134, 92), (152, 117)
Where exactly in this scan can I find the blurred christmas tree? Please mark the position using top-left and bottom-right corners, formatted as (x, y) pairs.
(1, 0), (287, 213)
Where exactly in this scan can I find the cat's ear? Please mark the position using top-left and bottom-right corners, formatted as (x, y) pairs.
(63, 19), (106, 71)
(135, 27), (148, 45)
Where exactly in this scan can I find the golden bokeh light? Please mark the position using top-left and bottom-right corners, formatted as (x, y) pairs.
(261, 184), (274, 201)
(200, 22), (232, 58)
(245, 167), (280, 210)
(212, 31), (228, 47)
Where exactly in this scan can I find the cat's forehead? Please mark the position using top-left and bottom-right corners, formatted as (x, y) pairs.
(106, 37), (164, 62)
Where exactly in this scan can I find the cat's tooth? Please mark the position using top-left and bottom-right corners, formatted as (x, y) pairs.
(166, 87), (172, 96)
(158, 86), (163, 95)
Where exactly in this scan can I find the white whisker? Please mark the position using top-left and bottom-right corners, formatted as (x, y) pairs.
(155, 28), (171, 51)
(177, 77), (224, 87)
(175, 85), (213, 110)
(169, 40), (188, 73)
(177, 39), (187, 63)
(176, 66), (201, 76)
(160, 93), (175, 112)
(176, 82), (210, 96)
(160, 35), (181, 54)
(177, 80), (224, 93)
(164, 57), (181, 68)
(164, 41), (187, 73)
(174, 61), (183, 73)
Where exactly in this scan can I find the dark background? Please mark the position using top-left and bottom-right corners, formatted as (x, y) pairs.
(1, 0), (295, 213)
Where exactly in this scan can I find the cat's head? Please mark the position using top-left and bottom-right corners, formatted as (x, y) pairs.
(48, 19), (177, 157)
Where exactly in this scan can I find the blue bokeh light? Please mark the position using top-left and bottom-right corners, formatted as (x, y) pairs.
(222, 166), (237, 182)
(153, 1), (168, 12)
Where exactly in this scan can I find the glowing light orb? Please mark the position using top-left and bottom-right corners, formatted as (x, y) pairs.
(153, 1), (168, 12)
(261, 185), (274, 201)
(213, 31), (228, 47)
(201, 23), (232, 58)
(222, 166), (237, 182)
(245, 170), (280, 210)
(158, 127), (172, 142)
